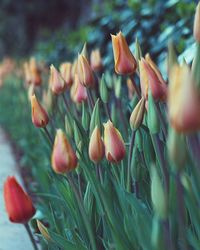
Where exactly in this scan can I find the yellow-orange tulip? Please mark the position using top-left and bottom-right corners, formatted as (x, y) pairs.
(50, 65), (66, 94)
(89, 126), (104, 162)
(59, 62), (73, 87)
(104, 120), (125, 163)
(70, 74), (87, 103)
(51, 129), (77, 174)
(111, 31), (137, 75)
(90, 49), (103, 72)
(194, 2), (200, 42)
(168, 64), (200, 133)
(31, 94), (49, 128)
(139, 55), (167, 101)
(77, 54), (94, 87)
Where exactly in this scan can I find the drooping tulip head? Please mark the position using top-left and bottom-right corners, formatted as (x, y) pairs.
(89, 126), (105, 162)
(4, 176), (35, 223)
(104, 120), (126, 163)
(77, 54), (94, 87)
(111, 31), (137, 75)
(31, 94), (49, 128)
(51, 129), (77, 174)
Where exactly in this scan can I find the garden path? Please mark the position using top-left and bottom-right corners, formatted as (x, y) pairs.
(0, 127), (34, 250)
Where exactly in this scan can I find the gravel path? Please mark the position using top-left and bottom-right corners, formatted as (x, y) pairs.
(0, 128), (34, 250)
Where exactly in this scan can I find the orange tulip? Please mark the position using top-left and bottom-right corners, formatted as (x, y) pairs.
(139, 55), (167, 101)
(168, 64), (200, 133)
(51, 129), (77, 174)
(31, 94), (49, 128)
(70, 74), (87, 103)
(111, 31), (137, 75)
(194, 2), (200, 42)
(77, 54), (94, 87)
(90, 49), (103, 72)
(89, 126), (105, 162)
(59, 62), (73, 87)
(4, 176), (35, 223)
(50, 65), (66, 94)
(104, 120), (126, 163)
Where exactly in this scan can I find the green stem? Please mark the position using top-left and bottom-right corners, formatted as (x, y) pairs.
(43, 126), (53, 145)
(127, 130), (135, 192)
(129, 75), (141, 99)
(67, 174), (97, 250)
(24, 223), (39, 250)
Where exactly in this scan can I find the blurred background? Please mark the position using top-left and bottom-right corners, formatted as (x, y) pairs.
(0, 0), (198, 68)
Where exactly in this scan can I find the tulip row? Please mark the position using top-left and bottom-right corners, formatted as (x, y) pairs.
(3, 2), (200, 250)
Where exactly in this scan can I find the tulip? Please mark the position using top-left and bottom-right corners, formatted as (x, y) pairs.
(111, 31), (137, 75)
(59, 62), (73, 87)
(4, 176), (35, 223)
(29, 57), (42, 86)
(104, 120), (125, 163)
(89, 126), (105, 162)
(90, 49), (103, 72)
(139, 55), (167, 101)
(51, 129), (77, 174)
(77, 54), (94, 87)
(31, 94), (49, 128)
(50, 65), (66, 94)
(168, 64), (200, 133)
(70, 74), (87, 103)
(129, 97), (145, 130)
(194, 2), (200, 42)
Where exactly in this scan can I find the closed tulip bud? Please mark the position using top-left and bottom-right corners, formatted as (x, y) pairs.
(151, 166), (167, 220)
(193, 2), (200, 42)
(130, 97), (145, 130)
(90, 49), (103, 72)
(50, 65), (66, 94)
(104, 120), (125, 163)
(30, 57), (42, 86)
(51, 129), (77, 174)
(37, 220), (51, 241)
(4, 176), (35, 223)
(70, 74), (87, 103)
(111, 32), (137, 75)
(59, 62), (73, 87)
(89, 126), (104, 162)
(31, 94), (49, 128)
(168, 64), (200, 133)
(139, 56), (167, 101)
(77, 54), (94, 87)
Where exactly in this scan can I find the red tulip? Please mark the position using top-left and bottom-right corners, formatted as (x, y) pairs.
(4, 176), (35, 223)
